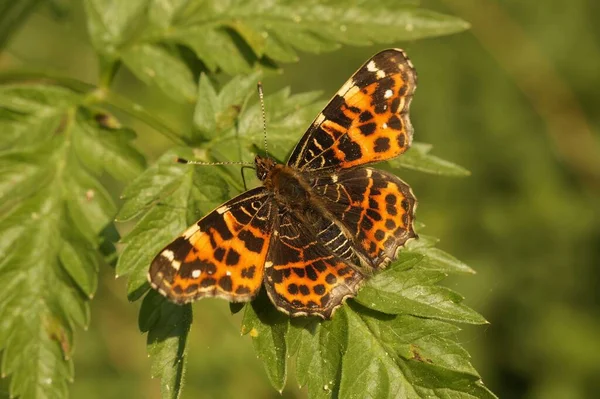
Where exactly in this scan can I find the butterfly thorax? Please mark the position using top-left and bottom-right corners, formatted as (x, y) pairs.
(257, 156), (311, 208)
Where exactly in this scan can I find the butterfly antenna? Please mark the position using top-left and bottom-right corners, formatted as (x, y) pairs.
(175, 158), (252, 166)
(257, 82), (269, 159)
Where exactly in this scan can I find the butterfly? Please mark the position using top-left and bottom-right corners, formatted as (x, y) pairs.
(148, 49), (418, 318)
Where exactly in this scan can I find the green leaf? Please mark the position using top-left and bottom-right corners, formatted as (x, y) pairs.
(153, 0), (470, 72)
(294, 315), (347, 398)
(192, 71), (262, 141)
(139, 291), (192, 399)
(338, 305), (495, 398)
(0, 83), (145, 398)
(121, 44), (197, 103)
(83, 0), (147, 56)
(390, 142), (471, 176)
(355, 252), (487, 324)
(406, 235), (475, 274)
(241, 292), (289, 392)
(82, 0), (469, 96)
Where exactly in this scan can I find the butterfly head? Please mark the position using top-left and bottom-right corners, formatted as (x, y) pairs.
(254, 155), (277, 181)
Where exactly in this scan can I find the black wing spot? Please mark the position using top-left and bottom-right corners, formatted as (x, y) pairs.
(200, 277), (216, 288)
(397, 133), (406, 148)
(359, 110), (373, 122)
(374, 137), (390, 153)
(313, 284), (326, 295)
(325, 273), (337, 284)
(225, 249), (240, 266)
(299, 285), (310, 296)
(287, 284), (299, 295)
(337, 136), (362, 161)
(388, 115), (402, 131)
(218, 275), (233, 291)
(359, 122), (377, 136)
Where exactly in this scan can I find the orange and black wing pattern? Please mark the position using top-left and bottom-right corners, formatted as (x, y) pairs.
(311, 168), (417, 270)
(287, 49), (417, 171)
(148, 187), (273, 304)
(263, 211), (363, 318)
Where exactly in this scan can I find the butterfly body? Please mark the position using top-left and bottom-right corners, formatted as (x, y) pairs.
(149, 49), (418, 318)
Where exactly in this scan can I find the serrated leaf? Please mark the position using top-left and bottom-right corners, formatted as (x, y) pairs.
(355, 255), (487, 324)
(82, 0), (469, 97)
(140, 291), (192, 399)
(241, 291), (288, 392)
(0, 83), (145, 398)
(151, 0), (470, 72)
(390, 142), (471, 176)
(337, 305), (496, 398)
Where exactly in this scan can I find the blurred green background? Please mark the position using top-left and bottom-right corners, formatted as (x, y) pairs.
(2, 0), (599, 398)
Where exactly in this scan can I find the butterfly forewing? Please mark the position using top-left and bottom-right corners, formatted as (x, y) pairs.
(149, 187), (273, 304)
(287, 49), (417, 171)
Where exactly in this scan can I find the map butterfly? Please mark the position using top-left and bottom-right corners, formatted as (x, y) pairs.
(149, 49), (418, 318)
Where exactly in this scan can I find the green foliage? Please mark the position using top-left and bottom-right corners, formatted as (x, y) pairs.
(83, 0), (469, 100)
(0, 84), (144, 398)
(0, 0), (496, 398)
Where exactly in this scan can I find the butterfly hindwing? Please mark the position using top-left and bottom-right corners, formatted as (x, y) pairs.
(264, 210), (363, 318)
(149, 187), (274, 304)
(287, 49), (417, 171)
(311, 167), (417, 269)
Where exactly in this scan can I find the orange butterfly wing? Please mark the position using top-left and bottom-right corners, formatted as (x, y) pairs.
(288, 48), (417, 171)
(149, 188), (273, 304)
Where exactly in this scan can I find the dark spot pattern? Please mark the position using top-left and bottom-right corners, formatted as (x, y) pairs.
(241, 266), (256, 279)
(322, 95), (352, 128)
(325, 273), (337, 284)
(374, 137), (390, 153)
(238, 230), (264, 253)
(391, 97), (400, 113)
(287, 284), (299, 294)
(213, 247), (225, 262)
(359, 122), (376, 136)
(337, 136), (362, 161)
(225, 249), (240, 266)
(359, 110), (373, 122)
(293, 268), (306, 277)
(236, 286), (251, 295)
(218, 276), (233, 291)
(306, 265), (318, 281)
(388, 115), (402, 131)
(314, 284), (326, 295)
(398, 133), (406, 148)
(185, 284), (198, 293)
(299, 285), (310, 296)
(200, 278), (216, 288)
